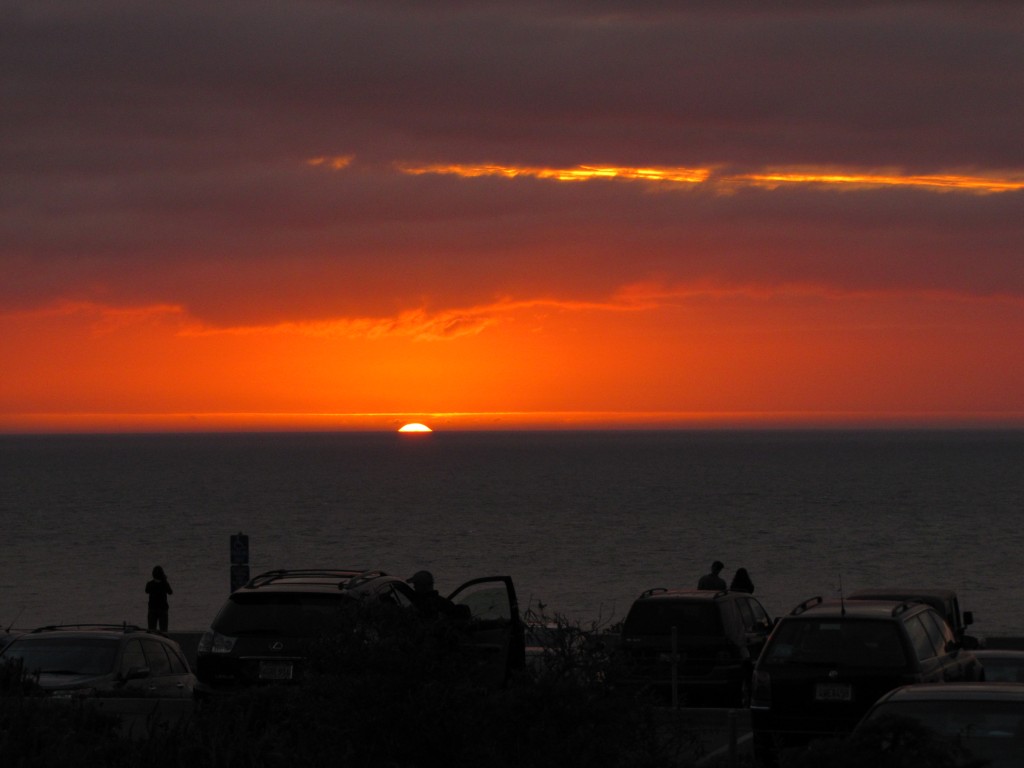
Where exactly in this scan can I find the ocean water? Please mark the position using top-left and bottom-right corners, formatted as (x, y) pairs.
(1, 430), (1022, 637)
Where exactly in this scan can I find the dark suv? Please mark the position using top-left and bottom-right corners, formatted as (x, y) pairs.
(750, 596), (981, 765)
(618, 588), (772, 706)
(196, 569), (524, 688)
(846, 587), (979, 648)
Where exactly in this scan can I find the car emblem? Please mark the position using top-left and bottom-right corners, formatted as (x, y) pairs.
(828, 669), (839, 679)
(270, 641), (284, 651)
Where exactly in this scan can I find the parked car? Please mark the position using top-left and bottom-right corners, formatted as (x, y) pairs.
(847, 587), (979, 648)
(855, 682), (1024, 768)
(0, 624), (199, 735)
(196, 569), (524, 689)
(750, 596), (981, 765)
(976, 649), (1024, 682)
(618, 587), (772, 706)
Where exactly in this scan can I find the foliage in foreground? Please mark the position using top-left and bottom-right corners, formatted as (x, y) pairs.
(1, 659), (130, 767)
(781, 714), (992, 768)
(1, 607), (703, 768)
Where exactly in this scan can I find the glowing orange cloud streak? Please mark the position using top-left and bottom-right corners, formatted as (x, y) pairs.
(372, 161), (1023, 194)
(28, 283), (1012, 346)
(736, 170), (1024, 194)
(177, 296), (653, 341)
(306, 155), (354, 170)
(394, 162), (711, 183)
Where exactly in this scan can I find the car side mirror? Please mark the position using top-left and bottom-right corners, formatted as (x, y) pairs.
(122, 666), (150, 681)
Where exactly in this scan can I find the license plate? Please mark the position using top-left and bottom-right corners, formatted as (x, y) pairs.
(259, 661), (294, 680)
(815, 682), (852, 702)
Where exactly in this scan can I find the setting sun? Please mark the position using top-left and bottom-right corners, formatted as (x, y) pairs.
(398, 423), (432, 433)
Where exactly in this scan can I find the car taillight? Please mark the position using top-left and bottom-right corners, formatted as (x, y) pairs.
(197, 630), (237, 654)
(751, 669), (771, 705)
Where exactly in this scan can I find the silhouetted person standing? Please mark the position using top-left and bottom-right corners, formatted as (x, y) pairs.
(730, 567), (755, 593)
(146, 565), (173, 632)
(698, 560), (727, 590)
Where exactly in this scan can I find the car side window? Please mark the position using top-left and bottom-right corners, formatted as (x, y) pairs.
(141, 639), (172, 676)
(736, 599), (755, 631)
(385, 584), (415, 609)
(905, 616), (938, 661)
(120, 639), (147, 676)
(453, 584), (511, 622)
(164, 644), (189, 674)
(921, 610), (955, 652)
(749, 598), (769, 626)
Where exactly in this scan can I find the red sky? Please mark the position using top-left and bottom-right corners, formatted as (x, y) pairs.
(3, 1), (1023, 432)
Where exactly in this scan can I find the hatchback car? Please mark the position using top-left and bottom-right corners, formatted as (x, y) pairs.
(618, 587), (772, 706)
(0, 624), (198, 732)
(196, 568), (524, 688)
(855, 682), (1024, 768)
(750, 596), (981, 765)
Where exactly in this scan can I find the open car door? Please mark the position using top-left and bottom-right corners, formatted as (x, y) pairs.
(447, 576), (525, 687)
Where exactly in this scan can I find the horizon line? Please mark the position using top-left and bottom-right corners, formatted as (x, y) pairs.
(2, 409), (1023, 435)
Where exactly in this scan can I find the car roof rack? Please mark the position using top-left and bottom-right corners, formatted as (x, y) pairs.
(243, 568), (371, 589)
(789, 596), (824, 616)
(639, 587), (668, 599)
(341, 570), (391, 590)
(28, 623), (148, 634)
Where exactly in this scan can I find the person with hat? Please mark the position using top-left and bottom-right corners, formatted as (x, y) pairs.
(697, 561), (727, 591)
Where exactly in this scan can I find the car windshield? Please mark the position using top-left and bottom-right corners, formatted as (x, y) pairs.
(214, 592), (349, 636)
(624, 601), (723, 636)
(2, 637), (119, 676)
(765, 618), (908, 667)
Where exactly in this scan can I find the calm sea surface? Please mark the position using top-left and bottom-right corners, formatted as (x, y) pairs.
(2, 430), (1022, 636)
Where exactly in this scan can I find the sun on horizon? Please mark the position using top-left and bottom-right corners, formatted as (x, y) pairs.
(398, 422), (433, 433)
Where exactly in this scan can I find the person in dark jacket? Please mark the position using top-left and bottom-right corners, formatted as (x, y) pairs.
(146, 565), (173, 632)
(406, 570), (461, 618)
(698, 561), (727, 590)
(730, 567), (755, 593)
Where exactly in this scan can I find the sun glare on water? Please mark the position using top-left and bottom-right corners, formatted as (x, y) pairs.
(398, 422), (432, 433)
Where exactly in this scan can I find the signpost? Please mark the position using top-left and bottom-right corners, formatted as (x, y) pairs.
(230, 532), (250, 592)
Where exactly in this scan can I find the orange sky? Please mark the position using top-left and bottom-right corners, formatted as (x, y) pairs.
(3, 2), (1023, 432)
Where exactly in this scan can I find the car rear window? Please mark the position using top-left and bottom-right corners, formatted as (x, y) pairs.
(765, 618), (908, 668)
(624, 601), (723, 637)
(2, 637), (119, 676)
(214, 593), (349, 635)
